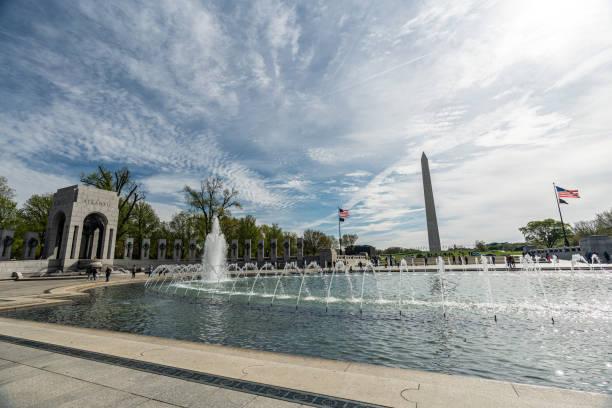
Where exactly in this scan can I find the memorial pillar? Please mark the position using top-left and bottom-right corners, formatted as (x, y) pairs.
(141, 239), (151, 260)
(173, 239), (182, 261)
(157, 239), (166, 260)
(257, 239), (264, 265)
(22, 232), (39, 260)
(0, 230), (15, 261)
(231, 239), (238, 262)
(124, 237), (134, 260)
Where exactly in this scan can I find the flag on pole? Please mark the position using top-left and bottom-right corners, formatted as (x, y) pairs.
(556, 186), (580, 198)
(339, 208), (349, 218)
(559, 199), (569, 204)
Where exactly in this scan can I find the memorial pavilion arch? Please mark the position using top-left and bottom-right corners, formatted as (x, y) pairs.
(44, 185), (119, 271)
(79, 212), (108, 260)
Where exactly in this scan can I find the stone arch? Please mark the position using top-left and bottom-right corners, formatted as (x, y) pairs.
(49, 211), (66, 259)
(79, 212), (108, 260)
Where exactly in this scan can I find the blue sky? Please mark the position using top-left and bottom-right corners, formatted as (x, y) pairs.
(1, 0), (612, 248)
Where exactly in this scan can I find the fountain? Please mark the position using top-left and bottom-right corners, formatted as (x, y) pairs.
(201, 218), (228, 282)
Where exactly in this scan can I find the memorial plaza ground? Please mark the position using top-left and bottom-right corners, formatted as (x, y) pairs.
(0, 274), (609, 408)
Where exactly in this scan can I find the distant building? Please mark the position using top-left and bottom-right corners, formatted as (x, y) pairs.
(345, 245), (376, 257)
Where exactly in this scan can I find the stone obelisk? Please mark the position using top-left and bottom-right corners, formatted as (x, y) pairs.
(421, 152), (441, 251)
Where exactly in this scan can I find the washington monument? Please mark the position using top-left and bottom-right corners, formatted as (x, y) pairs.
(421, 152), (441, 251)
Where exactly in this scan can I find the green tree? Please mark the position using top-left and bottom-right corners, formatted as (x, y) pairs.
(519, 219), (572, 248)
(260, 223), (284, 257)
(594, 208), (612, 235)
(340, 233), (358, 248)
(474, 240), (487, 252)
(0, 176), (18, 229)
(80, 165), (144, 241)
(184, 177), (241, 236)
(168, 211), (198, 259)
(126, 202), (160, 258)
(303, 229), (329, 255)
(12, 193), (54, 258)
(236, 215), (262, 257)
(571, 220), (598, 244)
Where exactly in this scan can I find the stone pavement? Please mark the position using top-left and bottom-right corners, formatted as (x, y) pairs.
(0, 341), (300, 408)
(0, 317), (609, 408)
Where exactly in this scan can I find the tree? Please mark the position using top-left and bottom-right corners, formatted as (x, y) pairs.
(236, 215), (262, 257)
(18, 194), (53, 235)
(571, 220), (598, 244)
(126, 202), (160, 258)
(168, 211), (198, 259)
(474, 240), (487, 252)
(260, 223), (284, 257)
(594, 208), (612, 235)
(327, 235), (339, 250)
(0, 176), (18, 229)
(341, 233), (358, 247)
(519, 219), (572, 248)
(303, 229), (329, 255)
(184, 177), (241, 236)
(80, 165), (145, 241)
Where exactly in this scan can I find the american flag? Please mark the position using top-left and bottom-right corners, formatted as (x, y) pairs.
(339, 208), (349, 218)
(556, 186), (580, 198)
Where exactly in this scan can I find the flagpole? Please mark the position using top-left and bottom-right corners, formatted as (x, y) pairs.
(553, 182), (570, 247)
(338, 208), (342, 254)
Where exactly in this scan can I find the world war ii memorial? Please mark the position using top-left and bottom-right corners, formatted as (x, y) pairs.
(1, 2), (611, 407)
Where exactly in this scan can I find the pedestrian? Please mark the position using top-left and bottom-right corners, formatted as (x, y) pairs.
(86, 266), (92, 280)
(92, 267), (97, 281)
(105, 266), (112, 282)
(491, 255), (496, 265)
(604, 251), (610, 264)
(464, 255), (468, 265)
(451, 254), (456, 265)
(424, 257), (428, 266)
(545, 252), (551, 261)
(147, 264), (153, 277)
(131, 265), (137, 279)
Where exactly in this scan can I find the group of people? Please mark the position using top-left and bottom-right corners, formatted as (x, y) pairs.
(586, 251), (610, 264)
(87, 264), (154, 281)
(86, 265), (113, 282)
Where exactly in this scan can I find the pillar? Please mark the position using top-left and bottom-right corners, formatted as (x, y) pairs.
(157, 239), (167, 260)
(124, 237), (134, 260)
(173, 239), (182, 261)
(257, 239), (264, 264)
(141, 239), (151, 260)
(244, 239), (251, 262)
(22, 232), (39, 260)
(231, 239), (238, 262)
(297, 238), (304, 266)
(283, 237), (291, 263)
(188, 239), (198, 260)
(0, 230), (15, 261)
(270, 239), (277, 264)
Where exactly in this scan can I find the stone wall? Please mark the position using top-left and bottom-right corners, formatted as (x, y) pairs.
(579, 235), (612, 259)
(0, 260), (53, 280)
(112, 259), (200, 270)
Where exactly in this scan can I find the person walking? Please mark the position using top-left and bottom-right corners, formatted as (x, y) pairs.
(147, 264), (153, 277)
(86, 266), (92, 280)
(604, 251), (610, 264)
(92, 267), (97, 281)
(491, 255), (496, 265)
(451, 254), (456, 265)
(105, 266), (112, 282)
(131, 265), (137, 279)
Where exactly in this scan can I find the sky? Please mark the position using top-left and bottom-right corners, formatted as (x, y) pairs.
(1, 0), (611, 249)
